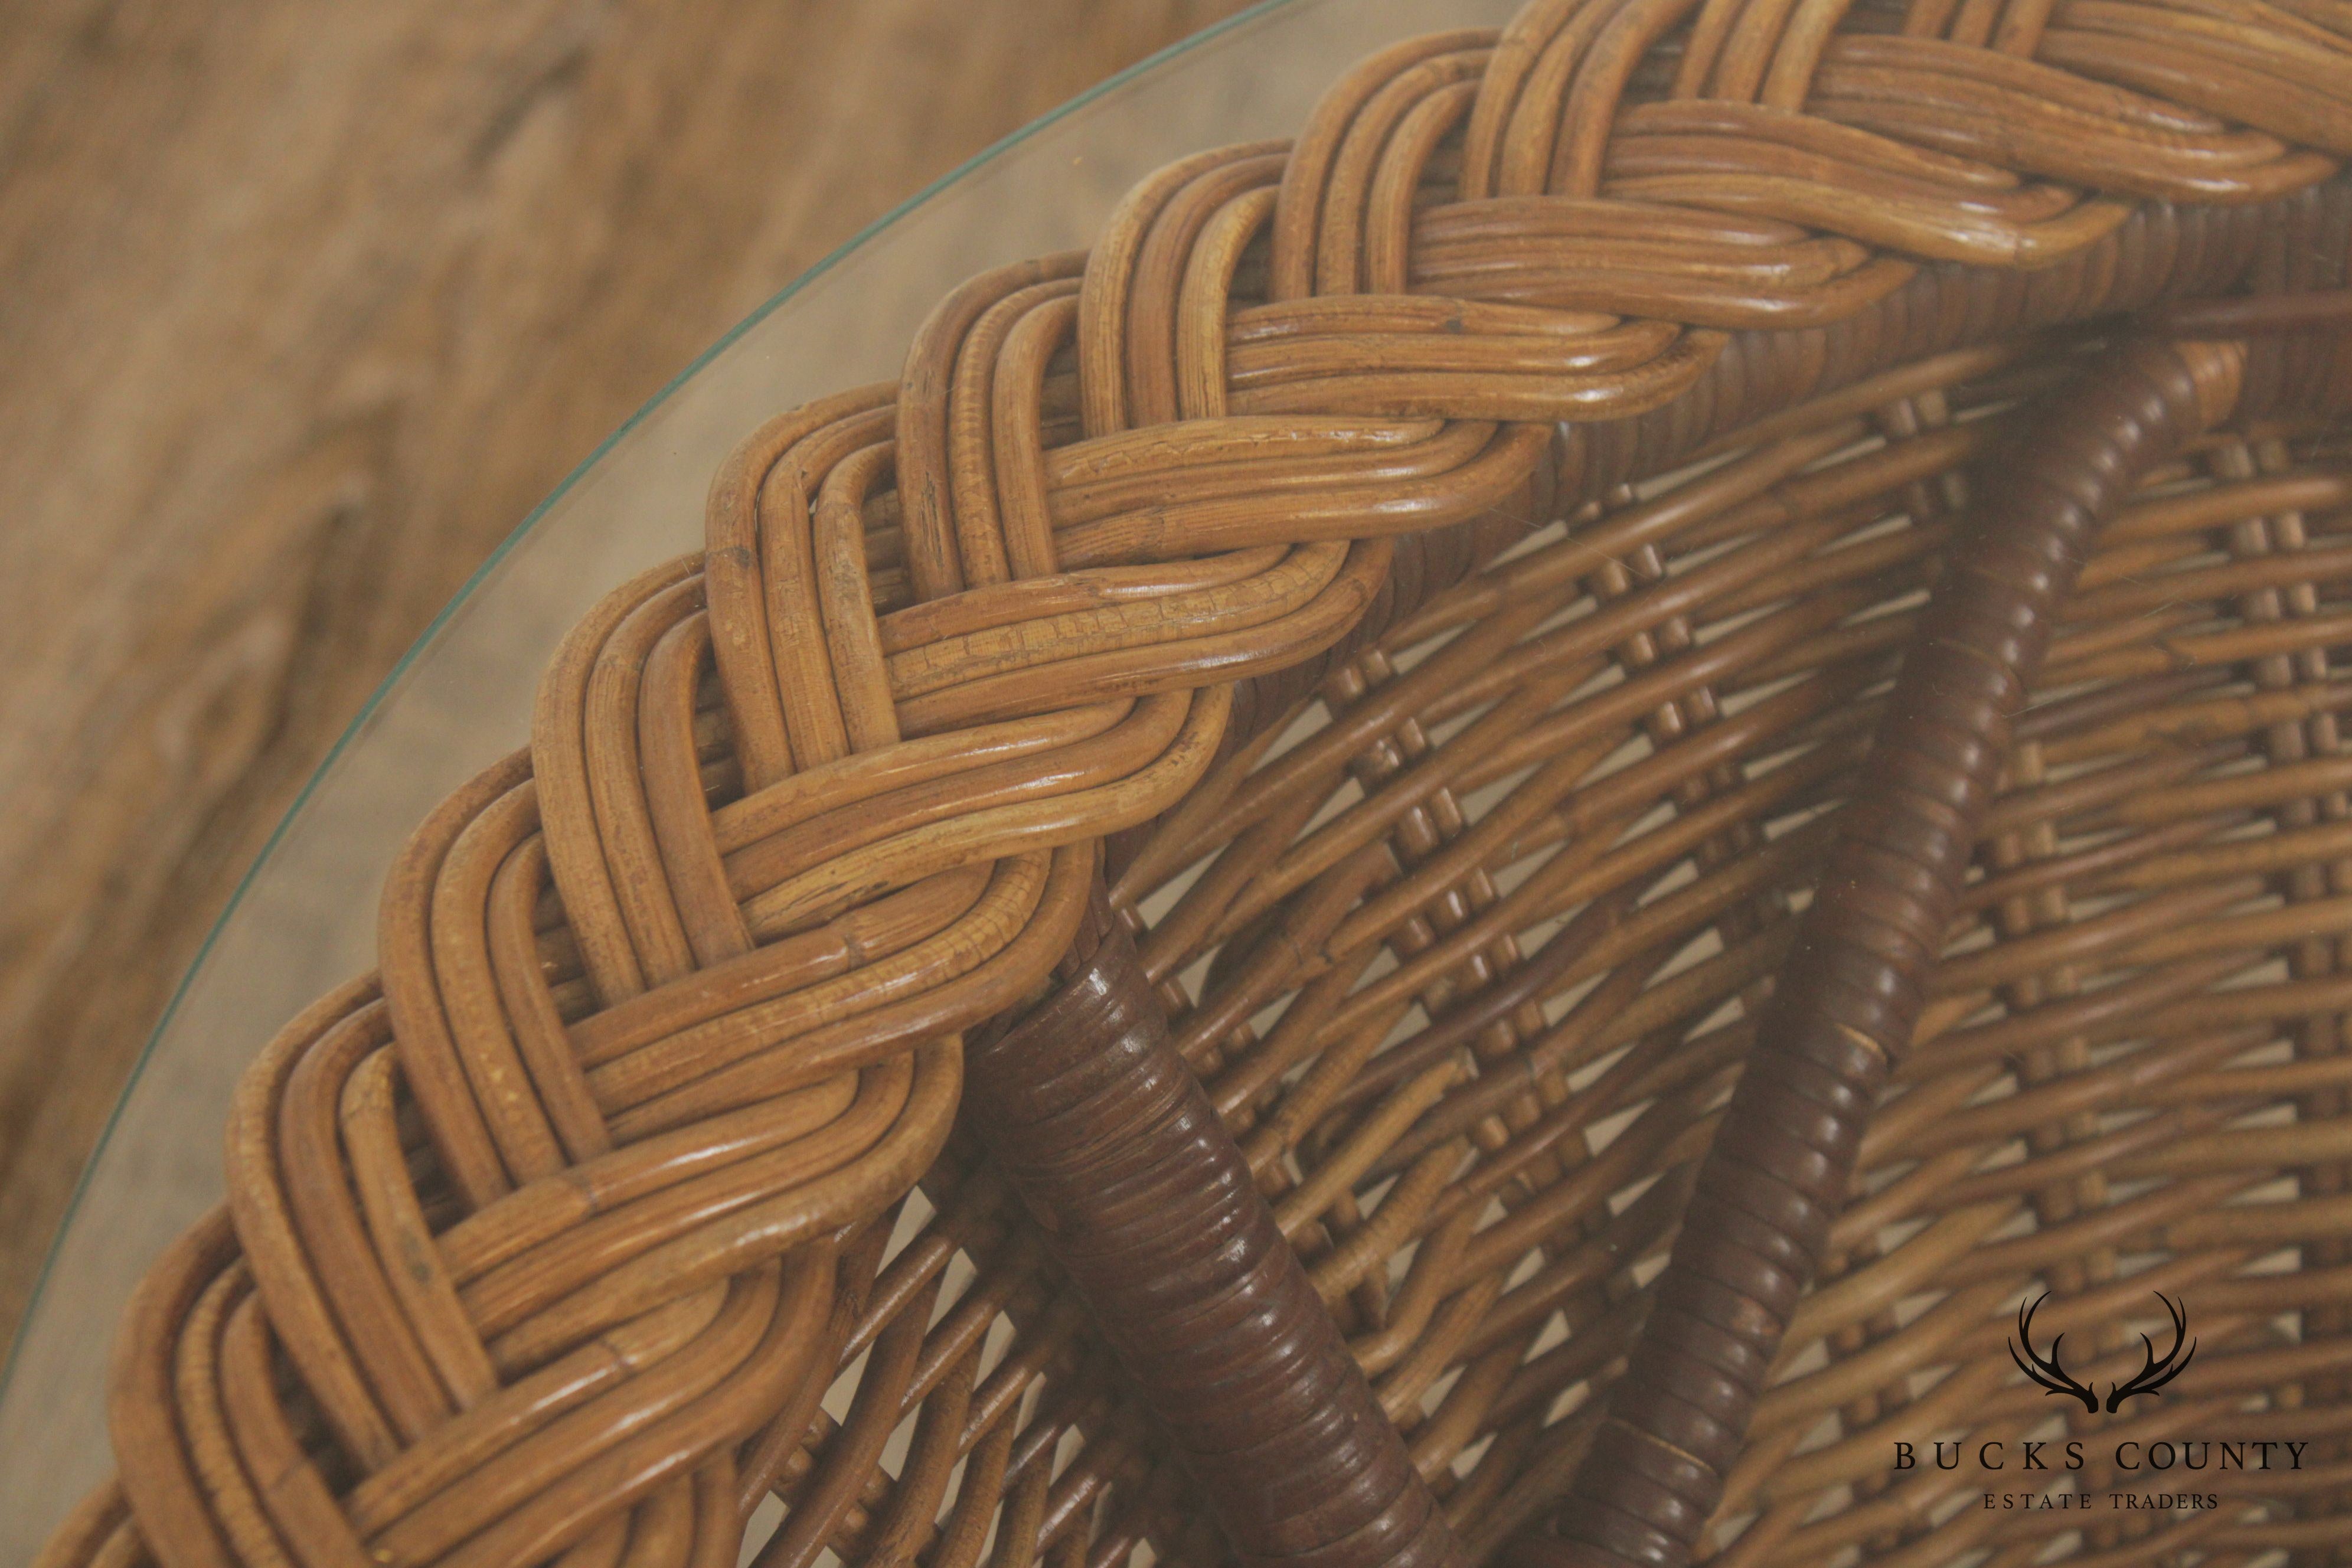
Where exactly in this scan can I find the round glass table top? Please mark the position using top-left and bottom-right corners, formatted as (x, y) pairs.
(0, 0), (1518, 1553)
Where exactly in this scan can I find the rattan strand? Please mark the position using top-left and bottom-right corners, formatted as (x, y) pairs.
(32, 1), (2352, 1566)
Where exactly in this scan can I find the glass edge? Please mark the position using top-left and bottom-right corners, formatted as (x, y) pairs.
(0, 0), (1302, 1394)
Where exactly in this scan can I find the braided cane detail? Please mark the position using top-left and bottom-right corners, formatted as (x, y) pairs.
(38, 1), (2352, 1564)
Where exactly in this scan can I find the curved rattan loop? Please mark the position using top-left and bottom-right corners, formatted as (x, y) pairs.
(1533, 334), (2249, 1568)
(33, 2), (2352, 1566)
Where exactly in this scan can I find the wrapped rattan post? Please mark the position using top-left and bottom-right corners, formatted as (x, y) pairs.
(967, 894), (1460, 1568)
(32, 1), (2352, 1566)
(1522, 335), (2250, 1568)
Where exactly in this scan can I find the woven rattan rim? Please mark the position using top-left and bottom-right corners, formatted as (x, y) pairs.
(35, 2), (2352, 1566)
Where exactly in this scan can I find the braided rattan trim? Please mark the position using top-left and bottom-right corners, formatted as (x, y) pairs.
(37, 1), (2352, 1566)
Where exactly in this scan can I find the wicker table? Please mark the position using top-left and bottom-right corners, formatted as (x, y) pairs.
(14, 0), (2352, 1564)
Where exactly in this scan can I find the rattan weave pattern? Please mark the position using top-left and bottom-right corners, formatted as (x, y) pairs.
(32, 1), (2352, 1566)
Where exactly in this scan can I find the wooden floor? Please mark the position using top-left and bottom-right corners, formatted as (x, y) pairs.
(0, 0), (1249, 1357)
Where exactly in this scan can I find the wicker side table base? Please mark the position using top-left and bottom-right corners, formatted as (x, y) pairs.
(32, 1), (2352, 1566)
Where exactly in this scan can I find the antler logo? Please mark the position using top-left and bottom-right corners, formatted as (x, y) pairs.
(2010, 1292), (2197, 1415)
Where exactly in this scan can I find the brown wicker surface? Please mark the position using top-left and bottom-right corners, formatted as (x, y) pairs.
(32, 1), (2352, 1565)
